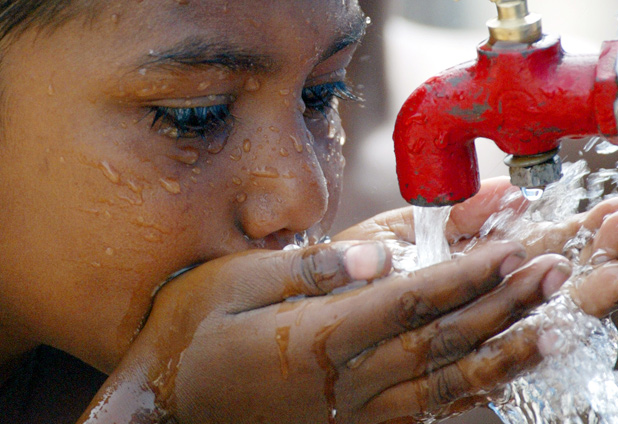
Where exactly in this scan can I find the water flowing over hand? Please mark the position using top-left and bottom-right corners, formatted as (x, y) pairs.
(76, 237), (570, 424)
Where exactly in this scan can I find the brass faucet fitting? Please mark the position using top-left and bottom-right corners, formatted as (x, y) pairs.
(487, 0), (542, 44)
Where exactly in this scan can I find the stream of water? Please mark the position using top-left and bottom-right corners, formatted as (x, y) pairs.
(402, 158), (618, 423)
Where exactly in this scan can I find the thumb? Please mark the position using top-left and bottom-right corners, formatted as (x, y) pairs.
(177, 241), (392, 313)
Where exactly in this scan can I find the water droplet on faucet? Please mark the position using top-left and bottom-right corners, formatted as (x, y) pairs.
(521, 187), (544, 201)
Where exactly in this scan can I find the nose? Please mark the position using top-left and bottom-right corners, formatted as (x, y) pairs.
(235, 107), (330, 242)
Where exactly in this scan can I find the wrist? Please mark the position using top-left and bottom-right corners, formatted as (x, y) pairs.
(78, 368), (173, 424)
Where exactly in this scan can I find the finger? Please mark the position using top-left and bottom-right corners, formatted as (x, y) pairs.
(359, 320), (542, 424)
(174, 241), (392, 312)
(332, 206), (416, 243)
(570, 261), (618, 317)
(333, 178), (523, 245)
(341, 255), (570, 397)
(447, 177), (525, 242)
(587, 211), (618, 265)
(317, 241), (527, 364)
(580, 197), (618, 231)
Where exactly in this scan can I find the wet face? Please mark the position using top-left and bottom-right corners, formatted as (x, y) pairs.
(0, 0), (363, 371)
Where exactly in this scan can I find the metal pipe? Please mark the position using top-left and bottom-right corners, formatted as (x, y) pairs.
(392, 1), (618, 206)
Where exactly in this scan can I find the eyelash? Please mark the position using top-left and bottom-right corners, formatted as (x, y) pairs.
(149, 81), (359, 139)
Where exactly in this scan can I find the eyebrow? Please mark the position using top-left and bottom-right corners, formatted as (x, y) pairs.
(134, 12), (367, 75)
(141, 38), (278, 74)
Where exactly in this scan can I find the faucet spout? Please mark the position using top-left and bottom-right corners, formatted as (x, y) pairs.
(393, 36), (618, 206)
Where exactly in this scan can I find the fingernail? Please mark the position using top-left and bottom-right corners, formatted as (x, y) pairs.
(591, 253), (611, 266)
(591, 249), (614, 265)
(542, 261), (572, 299)
(344, 242), (389, 281)
(500, 250), (527, 278)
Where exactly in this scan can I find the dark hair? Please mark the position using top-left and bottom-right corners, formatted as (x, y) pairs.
(0, 0), (90, 45)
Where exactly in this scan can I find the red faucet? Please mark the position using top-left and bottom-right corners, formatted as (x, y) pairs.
(393, 0), (618, 206)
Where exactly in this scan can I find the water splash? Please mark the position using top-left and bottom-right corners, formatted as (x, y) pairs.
(412, 205), (452, 268)
(473, 161), (618, 423)
(398, 161), (618, 423)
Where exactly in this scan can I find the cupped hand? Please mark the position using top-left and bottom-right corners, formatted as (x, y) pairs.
(332, 177), (526, 247)
(78, 239), (571, 424)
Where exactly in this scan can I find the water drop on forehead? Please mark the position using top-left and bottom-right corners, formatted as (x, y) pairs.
(521, 187), (544, 201)
(198, 81), (211, 91)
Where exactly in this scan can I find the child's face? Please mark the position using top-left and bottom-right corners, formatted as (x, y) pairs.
(0, 0), (363, 370)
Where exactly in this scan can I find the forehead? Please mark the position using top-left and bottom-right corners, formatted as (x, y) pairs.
(97, 0), (363, 66)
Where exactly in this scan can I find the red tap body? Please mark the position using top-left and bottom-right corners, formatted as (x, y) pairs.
(393, 36), (618, 206)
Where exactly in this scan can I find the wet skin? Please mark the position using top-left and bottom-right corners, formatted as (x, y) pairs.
(0, 0), (356, 372)
(0, 1), (618, 423)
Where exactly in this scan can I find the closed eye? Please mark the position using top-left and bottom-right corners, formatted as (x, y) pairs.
(149, 103), (231, 139)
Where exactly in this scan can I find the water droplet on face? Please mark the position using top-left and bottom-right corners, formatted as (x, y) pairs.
(290, 135), (303, 153)
(198, 81), (211, 91)
(105, 247), (115, 256)
(244, 77), (261, 92)
(138, 68), (147, 76)
(206, 139), (225, 154)
(279, 88), (290, 96)
(144, 232), (162, 243)
(242, 139), (252, 153)
(232, 176), (242, 185)
(327, 120), (337, 139)
(279, 147), (289, 157)
(521, 187), (544, 201)
(159, 177), (181, 194)
(99, 161), (120, 184)
(251, 167), (280, 178)
(192, 167), (202, 175)
(125, 180), (144, 205)
(167, 146), (199, 165)
(47, 83), (55, 96)
(110, 13), (119, 23)
(236, 192), (247, 203)
(229, 147), (242, 161)
(269, 126), (280, 133)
